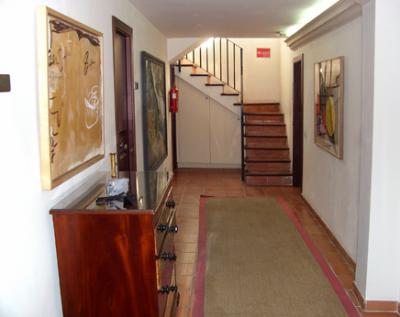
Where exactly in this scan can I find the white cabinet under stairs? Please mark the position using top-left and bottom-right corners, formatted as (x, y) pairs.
(176, 78), (241, 168)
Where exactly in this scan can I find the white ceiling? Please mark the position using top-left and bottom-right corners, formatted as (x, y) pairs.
(129, 0), (338, 38)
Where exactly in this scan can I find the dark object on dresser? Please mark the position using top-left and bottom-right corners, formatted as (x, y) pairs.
(50, 172), (179, 317)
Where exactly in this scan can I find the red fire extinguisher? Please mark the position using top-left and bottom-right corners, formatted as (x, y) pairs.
(169, 86), (179, 113)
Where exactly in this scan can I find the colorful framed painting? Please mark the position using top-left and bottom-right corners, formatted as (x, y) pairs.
(37, 7), (104, 190)
(141, 52), (168, 170)
(314, 56), (344, 159)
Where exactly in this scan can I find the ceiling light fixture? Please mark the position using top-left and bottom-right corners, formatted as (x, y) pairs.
(285, 0), (339, 37)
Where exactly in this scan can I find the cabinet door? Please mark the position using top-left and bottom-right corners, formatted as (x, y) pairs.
(210, 99), (241, 164)
(176, 79), (210, 164)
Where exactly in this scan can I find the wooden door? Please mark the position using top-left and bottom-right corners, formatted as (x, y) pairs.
(112, 17), (136, 173)
(292, 55), (303, 188)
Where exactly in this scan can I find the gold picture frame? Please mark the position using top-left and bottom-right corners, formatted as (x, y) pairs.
(314, 56), (344, 159)
(37, 7), (104, 190)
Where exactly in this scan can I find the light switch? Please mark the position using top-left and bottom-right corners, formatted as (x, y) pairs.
(0, 74), (11, 92)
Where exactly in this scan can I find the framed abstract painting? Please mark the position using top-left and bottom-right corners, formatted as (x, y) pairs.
(37, 7), (104, 189)
(314, 56), (344, 159)
(141, 51), (168, 170)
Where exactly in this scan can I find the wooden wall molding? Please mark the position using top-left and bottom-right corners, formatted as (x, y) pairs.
(303, 194), (400, 315)
(285, 0), (362, 50)
(353, 282), (400, 315)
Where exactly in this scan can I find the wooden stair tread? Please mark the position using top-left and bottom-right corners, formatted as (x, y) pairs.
(221, 92), (239, 96)
(244, 123), (285, 127)
(245, 120), (284, 125)
(245, 157), (291, 163)
(174, 63), (194, 67)
(240, 99), (289, 186)
(234, 102), (280, 106)
(244, 133), (287, 138)
(245, 145), (289, 150)
(243, 112), (283, 116)
(205, 83), (224, 86)
(245, 171), (292, 176)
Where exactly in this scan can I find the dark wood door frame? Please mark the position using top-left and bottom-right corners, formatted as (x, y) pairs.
(292, 54), (304, 188)
(112, 16), (136, 174)
(170, 65), (178, 170)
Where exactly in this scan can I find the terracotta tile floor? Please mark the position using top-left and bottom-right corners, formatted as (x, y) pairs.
(172, 169), (398, 317)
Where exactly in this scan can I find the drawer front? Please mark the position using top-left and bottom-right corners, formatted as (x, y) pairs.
(154, 188), (175, 227)
(158, 266), (178, 317)
(154, 205), (177, 255)
(156, 212), (177, 286)
(155, 188), (178, 317)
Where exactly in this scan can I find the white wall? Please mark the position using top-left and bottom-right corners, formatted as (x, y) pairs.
(356, 0), (400, 302)
(231, 38), (281, 103)
(0, 1), (169, 316)
(280, 18), (362, 260)
(167, 37), (204, 62)
(354, 0), (375, 300)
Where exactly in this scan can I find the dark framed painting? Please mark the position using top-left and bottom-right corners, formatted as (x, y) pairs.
(314, 56), (344, 159)
(141, 51), (168, 170)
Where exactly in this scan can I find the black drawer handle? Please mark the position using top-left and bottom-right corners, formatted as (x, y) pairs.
(166, 200), (176, 208)
(157, 224), (178, 233)
(157, 224), (168, 232)
(158, 285), (178, 294)
(160, 252), (177, 261)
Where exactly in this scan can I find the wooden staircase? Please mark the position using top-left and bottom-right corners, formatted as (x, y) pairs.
(242, 103), (293, 186)
(176, 58), (241, 97)
(174, 38), (292, 186)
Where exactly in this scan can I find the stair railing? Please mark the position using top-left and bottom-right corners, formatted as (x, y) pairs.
(183, 38), (243, 103)
(180, 37), (245, 180)
(240, 45), (244, 180)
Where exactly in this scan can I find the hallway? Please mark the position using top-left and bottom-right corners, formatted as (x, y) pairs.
(172, 169), (397, 317)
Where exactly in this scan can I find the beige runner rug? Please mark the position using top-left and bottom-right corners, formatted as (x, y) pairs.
(192, 197), (359, 317)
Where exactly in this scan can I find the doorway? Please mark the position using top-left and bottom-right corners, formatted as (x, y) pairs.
(112, 17), (136, 178)
(292, 55), (304, 188)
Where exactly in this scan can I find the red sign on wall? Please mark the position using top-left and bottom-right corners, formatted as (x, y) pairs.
(257, 48), (271, 58)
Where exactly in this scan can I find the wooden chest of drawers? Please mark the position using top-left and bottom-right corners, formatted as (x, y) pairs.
(50, 172), (179, 317)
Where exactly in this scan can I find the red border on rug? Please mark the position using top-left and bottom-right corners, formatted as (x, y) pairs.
(192, 196), (360, 317)
(192, 196), (207, 317)
(276, 196), (360, 317)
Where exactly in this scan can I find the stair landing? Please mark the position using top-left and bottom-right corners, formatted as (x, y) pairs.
(243, 103), (292, 186)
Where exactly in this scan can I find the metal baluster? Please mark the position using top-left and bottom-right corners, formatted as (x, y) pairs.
(240, 48), (244, 104)
(219, 38), (222, 81)
(206, 46), (209, 72)
(213, 38), (216, 76)
(241, 107), (244, 181)
(226, 39), (229, 86)
(240, 47), (244, 181)
(200, 47), (202, 68)
(233, 44), (236, 90)
(192, 50), (195, 65)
